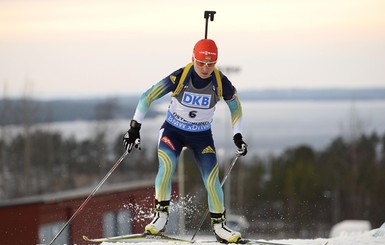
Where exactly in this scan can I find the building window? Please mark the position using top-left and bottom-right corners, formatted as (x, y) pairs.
(39, 221), (69, 245)
(103, 209), (132, 237)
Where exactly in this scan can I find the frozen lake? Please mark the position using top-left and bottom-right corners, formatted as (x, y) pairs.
(3, 100), (385, 158)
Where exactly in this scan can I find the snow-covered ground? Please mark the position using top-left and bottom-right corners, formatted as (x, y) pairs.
(102, 224), (385, 245)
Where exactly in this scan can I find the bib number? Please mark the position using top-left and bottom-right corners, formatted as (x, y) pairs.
(189, 111), (197, 118)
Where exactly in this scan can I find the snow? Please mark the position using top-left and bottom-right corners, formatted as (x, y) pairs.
(101, 225), (385, 245)
(329, 220), (371, 238)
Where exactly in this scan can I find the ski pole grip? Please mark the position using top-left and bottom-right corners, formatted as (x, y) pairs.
(204, 11), (216, 21)
(204, 10), (216, 39)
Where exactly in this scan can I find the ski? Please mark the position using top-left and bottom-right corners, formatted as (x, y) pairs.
(233, 239), (292, 245)
(196, 239), (293, 245)
(83, 233), (294, 245)
(226, 239), (328, 245)
(82, 232), (193, 243)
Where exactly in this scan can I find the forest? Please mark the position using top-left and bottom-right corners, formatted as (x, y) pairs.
(1, 126), (384, 237)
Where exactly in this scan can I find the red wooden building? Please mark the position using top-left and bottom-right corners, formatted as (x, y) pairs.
(0, 180), (178, 245)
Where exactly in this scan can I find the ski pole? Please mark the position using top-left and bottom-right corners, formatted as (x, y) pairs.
(191, 154), (240, 241)
(48, 150), (129, 245)
(204, 10), (216, 39)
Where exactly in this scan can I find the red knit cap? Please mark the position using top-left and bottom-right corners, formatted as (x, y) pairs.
(193, 39), (218, 62)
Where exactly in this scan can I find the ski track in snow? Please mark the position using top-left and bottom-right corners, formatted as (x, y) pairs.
(101, 229), (385, 245)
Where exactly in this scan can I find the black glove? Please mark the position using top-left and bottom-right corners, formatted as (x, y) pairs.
(233, 133), (248, 156)
(123, 120), (141, 152)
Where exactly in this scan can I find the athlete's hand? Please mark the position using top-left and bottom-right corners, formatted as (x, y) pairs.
(233, 133), (248, 157)
(123, 120), (141, 152)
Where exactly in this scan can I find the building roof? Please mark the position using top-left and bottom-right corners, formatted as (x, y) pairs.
(0, 179), (155, 208)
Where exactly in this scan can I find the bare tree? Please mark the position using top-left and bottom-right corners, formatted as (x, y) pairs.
(93, 98), (119, 177)
(0, 81), (10, 198)
(21, 78), (37, 193)
(342, 102), (366, 143)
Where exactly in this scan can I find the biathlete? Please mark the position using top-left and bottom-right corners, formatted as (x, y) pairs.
(123, 38), (248, 243)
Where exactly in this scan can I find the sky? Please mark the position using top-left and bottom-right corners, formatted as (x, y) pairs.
(1, 0), (385, 99)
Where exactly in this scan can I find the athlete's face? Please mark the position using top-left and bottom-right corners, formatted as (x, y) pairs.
(193, 58), (216, 79)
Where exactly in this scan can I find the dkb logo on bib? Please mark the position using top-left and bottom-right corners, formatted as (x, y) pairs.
(182, 92), (211, 109)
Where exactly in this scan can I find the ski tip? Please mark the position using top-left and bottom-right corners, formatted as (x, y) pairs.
(237, 238), (251, 244)
(82, 235), (90, 241)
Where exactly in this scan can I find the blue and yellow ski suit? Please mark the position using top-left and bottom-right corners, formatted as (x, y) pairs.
(132, 63), (243, 214)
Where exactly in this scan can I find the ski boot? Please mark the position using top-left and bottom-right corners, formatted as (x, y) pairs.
(145, 200), (169, 235)
(211, 212), (242, 243)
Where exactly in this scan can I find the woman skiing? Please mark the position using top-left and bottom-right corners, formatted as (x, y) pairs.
(123, 39), (248, 243)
